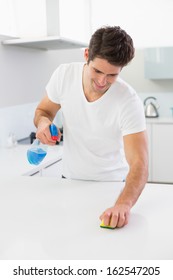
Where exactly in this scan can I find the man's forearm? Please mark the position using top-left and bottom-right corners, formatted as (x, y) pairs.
(115, 161), (148, 208)
(34, 95), (60, 128)
(34, 109), (53, 128)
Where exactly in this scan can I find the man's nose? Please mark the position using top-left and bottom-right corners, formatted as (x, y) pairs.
(98, 75), (107, 86)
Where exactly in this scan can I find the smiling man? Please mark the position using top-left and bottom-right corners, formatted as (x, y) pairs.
(34, 26), (148, 228)
(83, 51), (121, 101)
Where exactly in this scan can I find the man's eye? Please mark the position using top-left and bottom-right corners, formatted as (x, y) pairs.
(95, 69), (101, 73)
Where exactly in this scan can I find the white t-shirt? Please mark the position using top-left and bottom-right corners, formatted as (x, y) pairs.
(46, 62), (146, 181)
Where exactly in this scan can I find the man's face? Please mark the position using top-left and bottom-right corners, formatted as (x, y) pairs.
(84, 50), (122, 95)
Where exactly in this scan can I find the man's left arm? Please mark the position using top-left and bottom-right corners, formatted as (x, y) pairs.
(100, 131), (148, 228)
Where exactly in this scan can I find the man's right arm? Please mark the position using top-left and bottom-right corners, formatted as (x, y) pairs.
(34, 94), (61, 145)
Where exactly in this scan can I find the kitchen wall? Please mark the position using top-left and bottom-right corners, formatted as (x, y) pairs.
(0, 35), (84, 107)
(91, 0), (173, 48)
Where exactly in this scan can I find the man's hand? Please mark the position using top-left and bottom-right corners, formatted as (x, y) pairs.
(36, 119), (61, 145)
(100, 131), (148, 229)
(100, 204), (130, 228)
(34, 94), (61, 145)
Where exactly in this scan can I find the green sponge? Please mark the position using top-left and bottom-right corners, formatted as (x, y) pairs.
(100, 220), (115, 229)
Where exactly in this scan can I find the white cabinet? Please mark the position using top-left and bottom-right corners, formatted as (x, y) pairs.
(29, 159), (63, 178)
(41, 159), (63, 178)
(0, 0), (46, 37)
(1, 0), (90, 50)
(147, 122), (173, 183)
(146, 123), (152, 181)
(144, 47), (173, 79)
(152, 124), (173, 183)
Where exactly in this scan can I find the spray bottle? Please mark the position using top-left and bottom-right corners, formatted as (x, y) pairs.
(27, 124), (58, 165)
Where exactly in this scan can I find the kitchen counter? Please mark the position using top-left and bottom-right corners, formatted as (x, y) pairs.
(0, 144), (63, 176)
(0, 176), (172, 260)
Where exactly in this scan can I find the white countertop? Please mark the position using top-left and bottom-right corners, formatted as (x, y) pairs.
(0, 144), (63, 176)
(0, 176), (172, 260)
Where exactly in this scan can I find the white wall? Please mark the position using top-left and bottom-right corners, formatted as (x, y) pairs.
(0, 37), (84, 146)
(91, 0), (173, 48)
(59, 0), (91, 43)
(0, 0), (91, 42)
(0, 0), (47, 37)
(0, 0), (16, 35)
(0, 36), (84, 108)
(0, 37), (52, 107)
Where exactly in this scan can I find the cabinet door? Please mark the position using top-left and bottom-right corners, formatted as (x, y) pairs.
(152, 124), (173, 183)
(146, 123), (152, 181)
(42, 159), (63, 178)
(144, 47), (173, 79)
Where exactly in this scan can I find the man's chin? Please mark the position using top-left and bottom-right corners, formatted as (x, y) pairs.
(95, 86), (110, 95)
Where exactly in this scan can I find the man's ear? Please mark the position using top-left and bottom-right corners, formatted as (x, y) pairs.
(84, 48), (89, 63)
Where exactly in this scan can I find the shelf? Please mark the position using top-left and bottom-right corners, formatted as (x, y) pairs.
(1, 36), (88, 50)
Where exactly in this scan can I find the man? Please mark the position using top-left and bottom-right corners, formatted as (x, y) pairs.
(34, 26), (148, 228)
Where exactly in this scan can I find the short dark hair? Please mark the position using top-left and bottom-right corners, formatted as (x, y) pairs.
(88, 26), (135, 67)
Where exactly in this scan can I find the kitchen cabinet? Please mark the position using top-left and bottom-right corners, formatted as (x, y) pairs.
(41, 159), (62, 178)
(146, 121), (173, 183)
(144, 47), (173, 79)
(152, 124), (173, 183)
(25, 157), (63, 178)
(0, 0), (46, 38)
(146, 123), (152, 181)
(27, 157), (63, 178)
(1, 0), (89, 50)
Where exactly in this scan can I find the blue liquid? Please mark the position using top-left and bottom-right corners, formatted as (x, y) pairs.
(27, 148), (47, 165)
